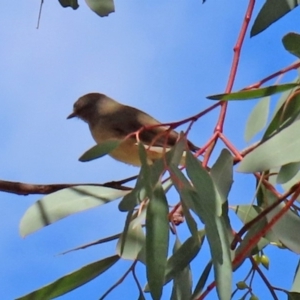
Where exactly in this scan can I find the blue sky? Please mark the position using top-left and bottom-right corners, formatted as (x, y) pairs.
(1, 1), (300, 299)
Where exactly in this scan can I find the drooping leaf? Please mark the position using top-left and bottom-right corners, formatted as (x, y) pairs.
(244, 96), (270, 142)
(291, 260), (300, 293)
(263, 91), (300, 140)
(58, 0), (79, 9)
(16, 255), (119, 300)
(238, 120), (300, 173)
(116, 213), (145, 260)
(85, 0), (115, 17)
(283, 33), (300, 59)
(277, 162), (300, 184)
(288, 291), (300, 300)
(146, 183), (169, 300)
(233, 205), (271, 270)
(233, 204), (279, 246)
(210, 149), (234, 203)
(79, 140), (120, 162)
(185, 151), (232, 300)
(207, 83), (299, 101)
(263, 188), (300, 253)
(251, 0), (300, 37)
(170, 238), (193, 300)
(20, 186), (129, 236)
(164, 232), (204, 284)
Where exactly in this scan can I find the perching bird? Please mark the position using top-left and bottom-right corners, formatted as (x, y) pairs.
(67, 93), (199, 166)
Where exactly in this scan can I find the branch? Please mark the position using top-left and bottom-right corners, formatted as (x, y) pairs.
(0, 176), (137, 196)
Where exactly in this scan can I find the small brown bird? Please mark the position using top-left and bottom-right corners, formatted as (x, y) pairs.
(67, 93), (199, 166)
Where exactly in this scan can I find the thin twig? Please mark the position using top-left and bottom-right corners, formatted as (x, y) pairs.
(99, 260), (137, 300)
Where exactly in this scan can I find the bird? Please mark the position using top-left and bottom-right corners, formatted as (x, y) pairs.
(67, 93), (199, 166)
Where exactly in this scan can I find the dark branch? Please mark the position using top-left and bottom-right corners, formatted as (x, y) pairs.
(0, 175), (138, 196)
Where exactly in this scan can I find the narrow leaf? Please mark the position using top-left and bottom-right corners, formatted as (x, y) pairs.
(251, 0), (300, 37)
(185, 151), (232, 300)
(79, 140), (120, 162)
(164, 232), (204, 284)
(263, 188), (300, 253)
(170, 238), (193, 300)
(291, 260), (300, 293)
(16, 255), (119, 300)
(116, 216), (145, 261)
(277, 162), (300, 184)
(210, 149), (233, 203)
(238, 119), (300, 173)
(244, 96), (270, 142)
(207, 83), (299, 101)
(146, 183), (169, 300)
(263, 91), (300, 140)
(20, 186), (129, 236)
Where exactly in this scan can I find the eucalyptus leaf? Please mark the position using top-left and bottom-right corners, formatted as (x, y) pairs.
(146, 183), (169, 300)
(282, 32), (300, 58)
(16, 255), (119, 300)
(277, 162), (300, 184)
(263, 188), (300, 253)
(244, 96), (270, 142)
(58, 0), (79, 9)
(251, 0), (300, 37)
(263, 92), (300, 140)
(20, 186), (129, 237)
(185, 152), (232, 300)
(207, 83), (299, 101)
(238, 120), (300, 173)
(170, 238), (193, 300)
(291, 260), (300, 293)
(85, 0), (115, 17)
(79, 140), (120, 162)
(116, 217), (145, 261)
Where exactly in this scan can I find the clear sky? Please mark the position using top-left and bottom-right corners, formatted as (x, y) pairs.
(1, 1), (300, 299)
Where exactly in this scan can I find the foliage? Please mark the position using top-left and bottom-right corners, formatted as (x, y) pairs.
(5, 1), (300, 300)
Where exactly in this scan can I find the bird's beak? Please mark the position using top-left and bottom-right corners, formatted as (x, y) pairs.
(67, 112), (76, 119)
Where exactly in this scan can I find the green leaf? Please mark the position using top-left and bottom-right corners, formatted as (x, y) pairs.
(283, 33), (300, 58)
(16, 255), (119, 300)
(146, 183), (169, 300)
(251, 0), (300, 37)
(233, 205), (271, 270)
(58, 0), (79, 9)
(288, 292), (300, 300)
(263, 91), (300, 140)
(170, 238), (193, 300)
(244, 96), (270, 142)
(79, 140), (120, 162)
(238, 120), (300, 173)
(20, 186), (129, 237)
(119, 142), (167, 212)
(233, 204), (279, 246)
(164, 232), (204, 284)
(263, 188), (300, 253)
(191, 261), (213, 299)
(291, 260), (300, 293)
(207, 83), (299, 101)
(277, 162), (300, 184)
(85, 0), (115, 17)
(185, 151), (232, 300)
(116, 213), (145, 260)
(210, 149), (233, 203)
